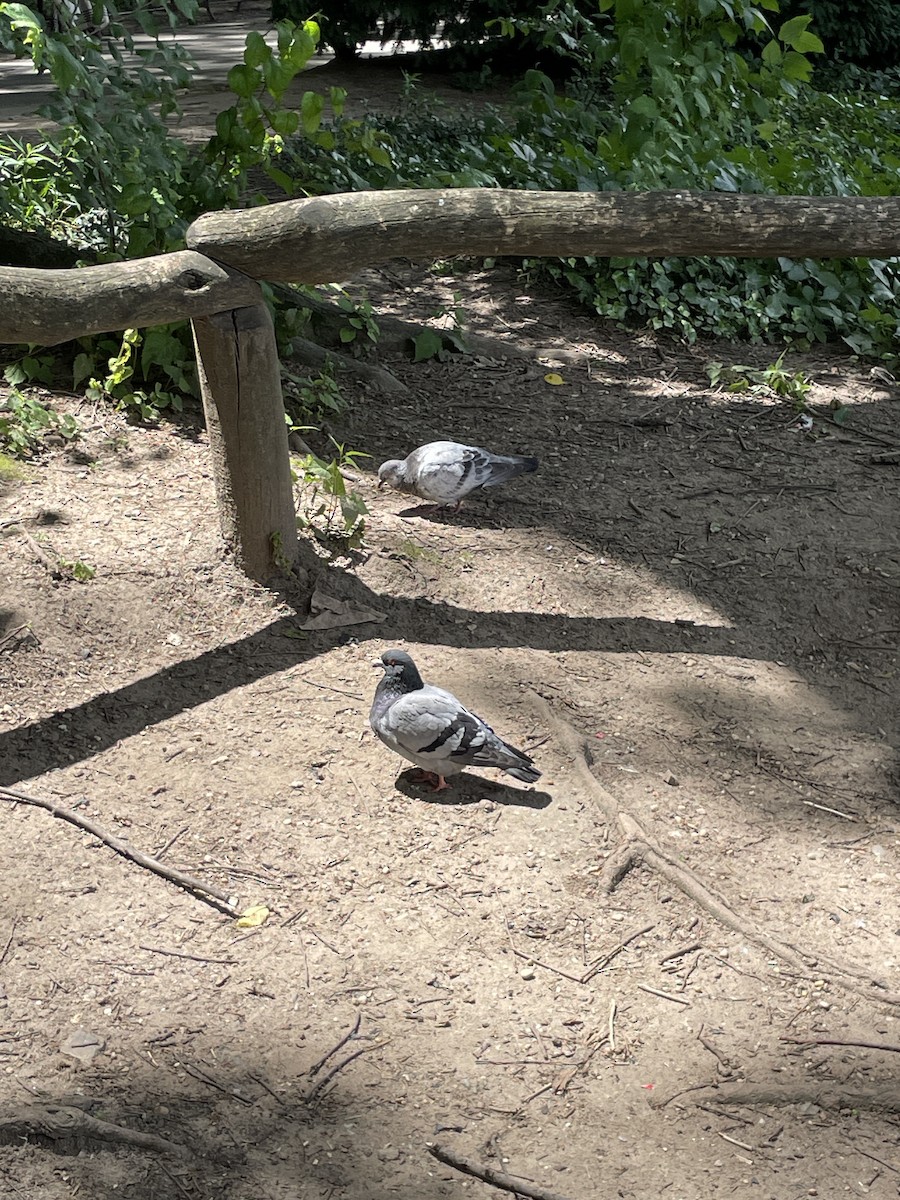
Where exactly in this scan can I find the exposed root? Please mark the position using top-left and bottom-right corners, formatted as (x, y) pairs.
(285, 334), (410, 395)
(0, 1104), (190, 1158)
(531, 695), (900, 1007)
(650, 1079), (900, 1114)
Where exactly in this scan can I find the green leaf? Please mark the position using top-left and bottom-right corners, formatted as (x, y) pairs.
(781, 51), (813, 81)
(269, 108), (299, 137)
(761, 39), (782, 65)
(778, 14), (822, 51)
(2, 4), (44, 31)
(300, 90), (324, 135)
(629, 95), (659, 119)
(793, 30), (824, 54)
(227, 63), (261, 99)
(243, 30), (270, 68)
(366, 144), (392, 168)
(72, 353), (94, 391)
(413, 329), (443, 361)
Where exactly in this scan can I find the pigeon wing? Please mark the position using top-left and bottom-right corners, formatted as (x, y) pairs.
(404, 442), (484, 504)
(382, 685), (492, 770)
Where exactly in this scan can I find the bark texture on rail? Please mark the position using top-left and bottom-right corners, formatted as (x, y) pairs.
(0, 251), (262, 344)
(186, 189), (900, 283)
(191, 303), (300, 583)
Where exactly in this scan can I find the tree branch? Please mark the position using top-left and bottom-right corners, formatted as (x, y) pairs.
(186, 189), (900, 283)
(428, 1141), (577, 1200)
(1, 785), (237, 914)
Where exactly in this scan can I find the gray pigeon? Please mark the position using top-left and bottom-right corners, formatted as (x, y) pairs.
(370, 648), (541, 791)
(377, 441), (539, 508)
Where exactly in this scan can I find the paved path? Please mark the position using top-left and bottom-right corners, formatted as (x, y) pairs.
(0, 7), (400, 136)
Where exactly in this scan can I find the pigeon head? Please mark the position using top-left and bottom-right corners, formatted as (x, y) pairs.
(378, 648), (424, 691)
(377, 459), (406, 490)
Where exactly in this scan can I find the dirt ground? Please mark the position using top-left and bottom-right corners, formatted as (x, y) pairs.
(2, 14), (900, 1200)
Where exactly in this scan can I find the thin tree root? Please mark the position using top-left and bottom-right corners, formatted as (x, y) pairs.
(531, 696), (900, 1007)
(0, 1104), (190, 1158)
(650, 1079), (900, 1113)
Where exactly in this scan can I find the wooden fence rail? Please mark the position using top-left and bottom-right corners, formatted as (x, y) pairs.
(2, 188), (899, 580)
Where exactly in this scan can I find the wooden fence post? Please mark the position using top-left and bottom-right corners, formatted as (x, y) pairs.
(191, 302), (299, 582)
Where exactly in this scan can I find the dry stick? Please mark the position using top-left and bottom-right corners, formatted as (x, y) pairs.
(846, 1144), (900, 1175)
(660, 941), (703, 965)
(139, 945), (237, 966)
(607, 999), (618, 1053)
(717, 1131), (754, 1152)
(801, 800), (857, 821)
(0, 786), (237, 916)
(305, 1041), (385, 1104)
(511, 946), (585, 985)
(307, 1012), (361, 1078)
(0, 916), (17, 970)
(780, 1036), (900, 1054)
(13, 525), (61, 577)
(428, 1141), (576, 1200)
(529, 697), (900, 1008)
(638, 983), (691, 1006)
(181, 1063), (253, 1106)
(581, 922), (654, 982)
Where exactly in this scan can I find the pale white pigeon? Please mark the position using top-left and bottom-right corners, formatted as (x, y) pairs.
(370, 649), (541, 792)
(377, 440), (539, 508)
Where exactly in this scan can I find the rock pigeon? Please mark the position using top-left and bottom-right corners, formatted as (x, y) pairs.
(370, 648), (541, 792)
(377, 441), (539, 508)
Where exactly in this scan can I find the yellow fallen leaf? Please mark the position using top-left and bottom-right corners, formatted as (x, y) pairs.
(543, 372), (565, 385)
(236, 904), (270, 929)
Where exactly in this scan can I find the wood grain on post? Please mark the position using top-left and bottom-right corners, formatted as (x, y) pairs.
(191, 303), (299, 582)
(185, 189), (900, 283)
(0, 251), (261, 344)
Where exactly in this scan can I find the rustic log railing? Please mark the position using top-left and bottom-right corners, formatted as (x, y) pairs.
(2, 189), (899, 581)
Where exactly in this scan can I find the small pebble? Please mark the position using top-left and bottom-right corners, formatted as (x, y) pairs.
(519, 966), (536, 981)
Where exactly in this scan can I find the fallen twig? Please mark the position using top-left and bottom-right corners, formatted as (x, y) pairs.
(638, 983), (690, 1006)
(511, 946), (585, 985)
(1, 786), (238, 915)
(305, 1040), (385, 1104)
(0, 1103), (189, 1157)
(307, 1013), (362, 1078)
(581, 923), (654, 983)
(428, 1141), (576, 1200)
(801, 800), (857, 821)
(0, 916), (17, 970)
(717, 1131), (753, 1152)
(181, 1062), (253, 1106)
(780, 1036), (900, 1054)
(660, 941), (702, 965)
(607, 999), (617, 1053)
(139, 945), (237, 966)
(12, 525), (62, 578)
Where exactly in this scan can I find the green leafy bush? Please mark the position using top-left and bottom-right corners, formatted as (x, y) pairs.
(0, 386), (78, 456)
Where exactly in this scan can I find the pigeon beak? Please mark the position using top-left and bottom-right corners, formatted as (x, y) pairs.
(377, 478), (386, 490)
